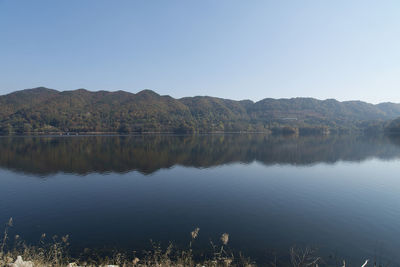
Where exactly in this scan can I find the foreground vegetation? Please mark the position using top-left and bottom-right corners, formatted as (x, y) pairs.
(1, 87), (400, 135)
(1, 219), (256, 267)
(1, 218), (377, 267)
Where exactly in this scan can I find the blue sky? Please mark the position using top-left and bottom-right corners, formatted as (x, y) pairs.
(1, 0), (400, 103)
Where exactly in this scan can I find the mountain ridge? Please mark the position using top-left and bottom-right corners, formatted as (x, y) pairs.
(3, 87), (399, 105)
(1, 87), (400, 134)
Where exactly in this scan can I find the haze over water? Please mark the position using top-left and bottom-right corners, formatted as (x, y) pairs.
(1, 134), (400, 265)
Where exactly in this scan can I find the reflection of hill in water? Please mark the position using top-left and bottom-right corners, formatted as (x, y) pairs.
(1, 134), (400, 176)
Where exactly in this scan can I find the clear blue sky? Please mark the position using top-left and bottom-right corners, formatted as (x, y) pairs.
(1, 0), (400, 103)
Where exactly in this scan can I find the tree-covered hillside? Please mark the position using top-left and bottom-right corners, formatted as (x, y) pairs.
(386, 117), (400, 134)
(1, 87), (400, 134)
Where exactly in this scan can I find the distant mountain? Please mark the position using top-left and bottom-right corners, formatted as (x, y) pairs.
(1, 87), (400, 134)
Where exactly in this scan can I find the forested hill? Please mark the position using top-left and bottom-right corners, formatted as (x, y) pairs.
(1, 87), (400, 134)
(386, 117), (400, 135)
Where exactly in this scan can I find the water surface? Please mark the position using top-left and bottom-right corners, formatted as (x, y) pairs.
(0, 134), (400, 265)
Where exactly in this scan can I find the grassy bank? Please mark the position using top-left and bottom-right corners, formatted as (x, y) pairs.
(1, 219), (258, 267)
(1, 218), (367, 267)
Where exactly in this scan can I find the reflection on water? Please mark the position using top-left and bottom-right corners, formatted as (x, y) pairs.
(1, 134), (400, 266)
(1, 134), (400, 176)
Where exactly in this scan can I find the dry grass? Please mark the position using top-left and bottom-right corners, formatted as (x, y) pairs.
(1, 219), (255, 267)
(1, 218), (72, 266)
(1, 218), (374, 267)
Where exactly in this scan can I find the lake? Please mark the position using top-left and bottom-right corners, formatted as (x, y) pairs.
(0, 134), (400, 266)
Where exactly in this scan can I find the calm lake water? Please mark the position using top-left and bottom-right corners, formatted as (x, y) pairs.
(1, 134), (400, 265)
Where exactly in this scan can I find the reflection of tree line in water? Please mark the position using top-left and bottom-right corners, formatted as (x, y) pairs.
(1, 134), (400, 176)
